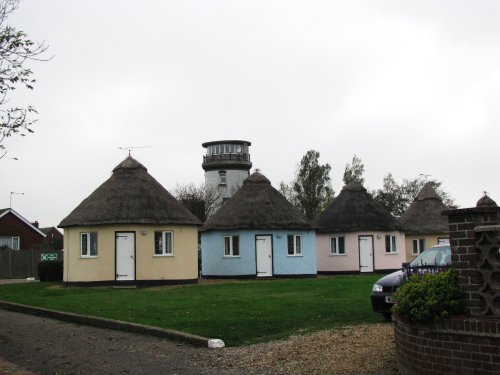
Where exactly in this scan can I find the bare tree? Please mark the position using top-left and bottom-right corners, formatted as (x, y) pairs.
(174, 183), (222, 222)
(0, 0), (51, 159)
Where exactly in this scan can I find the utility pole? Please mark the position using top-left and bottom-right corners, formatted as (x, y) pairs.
(10, 191), (24, 208)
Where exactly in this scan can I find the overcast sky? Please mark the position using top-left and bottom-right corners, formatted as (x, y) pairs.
(2, 0), (500, 228)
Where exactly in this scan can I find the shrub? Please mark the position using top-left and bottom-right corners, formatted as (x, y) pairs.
(392, 268), (462, 322)
(38, 260), (63, 281)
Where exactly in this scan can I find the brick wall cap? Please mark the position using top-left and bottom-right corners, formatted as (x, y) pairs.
(443, 206), (500, 216)
(475, 224), (500, 232)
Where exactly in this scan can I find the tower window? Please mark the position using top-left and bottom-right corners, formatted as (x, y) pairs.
(219, 171), (227, 185)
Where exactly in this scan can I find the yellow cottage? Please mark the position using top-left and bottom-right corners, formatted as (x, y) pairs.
(59, 156), (201, 286)
(398, 183), (450, 262)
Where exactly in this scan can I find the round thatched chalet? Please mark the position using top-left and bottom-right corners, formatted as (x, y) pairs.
(59, 156), (201, 286)
(315, 181), (404, 273)
(398, 182), (450, 261)
(201, 171), (317, 278)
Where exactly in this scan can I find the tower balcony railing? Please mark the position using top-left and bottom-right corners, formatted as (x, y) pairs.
(203, 153), (251, 164)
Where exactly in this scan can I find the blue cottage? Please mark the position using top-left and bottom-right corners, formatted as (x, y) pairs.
(201, 172), (317, 278)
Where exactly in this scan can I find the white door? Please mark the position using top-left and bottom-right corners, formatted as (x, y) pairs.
(116, 232), (135, 281)
(359, 236), (374, 273)
(256, 235), (273, 277)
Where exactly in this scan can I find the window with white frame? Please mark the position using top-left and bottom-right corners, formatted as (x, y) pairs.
(412, 239), (425, 255)
(224, 236), (239, 256)
(287, 235), (302, 255)
(0, 236), (20, 250)
(219, 171), (227, 185)
(437, 238), (450, 245)
(385, 235), (397, 253)
(80, 232), (98, 257)
(330, 236), (345, 255)
(154, 231), (173, 255)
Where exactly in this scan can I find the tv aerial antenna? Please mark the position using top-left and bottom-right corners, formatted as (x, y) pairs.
(419, 173), (431, 182)
(118, 145), (152, 156)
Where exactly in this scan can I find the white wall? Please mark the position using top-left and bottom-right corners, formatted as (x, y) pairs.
(205, 169), (249, 199)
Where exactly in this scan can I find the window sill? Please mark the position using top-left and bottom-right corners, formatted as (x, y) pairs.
(385, 252), (398, 255)
(80, 256), (98, 259)
(154, 254), (174, 257)
(330, 254), (347, 256)
(287, 254), (303, 257)
(223, 255), (240, 258)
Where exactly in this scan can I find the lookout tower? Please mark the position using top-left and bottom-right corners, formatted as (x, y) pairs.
(202, 140), (252, 201)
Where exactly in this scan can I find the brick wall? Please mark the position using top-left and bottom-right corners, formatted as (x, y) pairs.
(445, 205), (500, 316)
(395, 317), (500, 375)
(394, 196), (500, 374)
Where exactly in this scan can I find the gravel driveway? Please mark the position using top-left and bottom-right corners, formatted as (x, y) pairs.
(0, 308), (397, 374)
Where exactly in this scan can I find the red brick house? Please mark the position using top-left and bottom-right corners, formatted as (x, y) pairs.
(40, 226), (64, 250)
(0, 208), (46, 250)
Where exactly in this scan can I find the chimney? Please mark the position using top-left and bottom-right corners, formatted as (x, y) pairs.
(32, 221), (39, 228)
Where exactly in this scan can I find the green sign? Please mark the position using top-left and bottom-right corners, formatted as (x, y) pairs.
(41, 253), (58, 261)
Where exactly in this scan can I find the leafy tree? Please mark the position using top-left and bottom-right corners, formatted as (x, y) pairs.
(174, 183), (221, 222)
(371, 173), (406, 216)
(343, 154), (365, 185)
(402, 177), (456, 209)
(372, 174), (457, 217)
(0, 0), (50, 159)
(280, 150), (334, 220)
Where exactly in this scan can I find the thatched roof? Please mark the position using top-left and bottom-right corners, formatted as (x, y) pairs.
(59, 157), (201, 227)
(202, 171), (315, 231)
(476, 193), (497, 207)
(398, 183), (448, 234)
(315, 182), (400, 233)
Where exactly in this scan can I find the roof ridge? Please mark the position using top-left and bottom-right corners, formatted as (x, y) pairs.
(415, 182), (442, 201)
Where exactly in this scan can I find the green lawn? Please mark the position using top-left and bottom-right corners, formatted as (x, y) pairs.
(0, 275), (384, 346)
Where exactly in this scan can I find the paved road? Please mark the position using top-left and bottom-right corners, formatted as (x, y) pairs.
(0, 309), (227, 375)
(0, 279), (38, 285)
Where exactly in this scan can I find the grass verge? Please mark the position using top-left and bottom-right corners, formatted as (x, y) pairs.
(0, 275), (385, 346)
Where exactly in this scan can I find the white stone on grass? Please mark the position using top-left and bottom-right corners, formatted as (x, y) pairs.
(208, 339), (225, 348)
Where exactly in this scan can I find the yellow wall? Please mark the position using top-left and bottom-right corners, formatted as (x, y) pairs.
(404, 233), (449, 262)
(63, 224), (199, 282)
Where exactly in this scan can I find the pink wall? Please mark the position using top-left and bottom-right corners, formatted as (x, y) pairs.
(316, 233), (359, 272)
(316, 231), (406, 273)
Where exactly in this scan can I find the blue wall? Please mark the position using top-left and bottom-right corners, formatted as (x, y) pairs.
(201, 229), (317, 277)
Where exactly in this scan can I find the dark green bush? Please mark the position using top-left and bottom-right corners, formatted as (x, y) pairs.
(38, 260), (63, 281)
(392, 269), (462, 322)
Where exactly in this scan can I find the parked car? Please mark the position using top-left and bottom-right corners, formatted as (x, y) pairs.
(370, 244), (451, 320)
